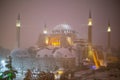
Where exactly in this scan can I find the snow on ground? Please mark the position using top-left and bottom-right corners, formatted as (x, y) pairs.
(74, 68), (120, 80)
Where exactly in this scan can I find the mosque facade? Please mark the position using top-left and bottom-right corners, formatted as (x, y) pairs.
(37, 24), (77, 48)
(10, 24), (87, 72)
(9, 12), (106, 72)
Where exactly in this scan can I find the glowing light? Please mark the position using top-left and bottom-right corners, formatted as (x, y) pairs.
(88, 19), (92, 26)
(52, 42), (60, 46)
(1, 60), (6, 68)
(16, 21), (20, 27)
(88, 46), (99, 69)
(67, 37), (73, 45)
(57, 70), (64, 75)
(55, 74), (60, 79)
(43, 30), (47, 34)
(107, 27), (111, 32)
(1, 60), (5, 64)
(16, 14), (21, 27)
(85, 58), (90, 61)
(49, 37), (60, 46)
(88, 47), (93, 57)
(91, 65), (96, 70)
(45, 37), (49, 45)
(93, 51), (99, 69)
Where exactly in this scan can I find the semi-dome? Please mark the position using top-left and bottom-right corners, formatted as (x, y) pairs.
(36, 48), (53, 58)
(53, 47), (76, 58)
(10, 48), (30, 57)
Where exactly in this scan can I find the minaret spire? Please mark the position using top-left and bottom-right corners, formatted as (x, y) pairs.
(89, 10), (91, 19)
(88, 10), (92, 45)
(16, 13), (21, 48)
(107, 20), (111, 32)
(43, 24), (48, 34)
(107, 20), (111, 51)
(16, 13), (21, 27)
(43, 24), (49, 45)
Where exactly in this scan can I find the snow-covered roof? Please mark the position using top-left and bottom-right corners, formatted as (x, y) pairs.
(10, 48), (30, 57)
(36, 47), (76, 58)
(53, 47), (76, 58)
(36, 48), (53, 58)
(53, 24), (73, 31)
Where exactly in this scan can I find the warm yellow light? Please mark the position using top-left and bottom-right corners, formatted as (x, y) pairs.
(16, 21), (20, 27)
(93, 51), (99, 69)
(67, 37), (73, 45)
(52, 42), (60, 46)
(45, 37), (49, 45)
(54, 74), (60, 80)
(88, 19), (92, 26)
(89, 49), (93, 57)
(88, 46), (99, 69)
(107, 27), (111, 32)
(49, 37), (60, 46)
(57, 70), (64, 75)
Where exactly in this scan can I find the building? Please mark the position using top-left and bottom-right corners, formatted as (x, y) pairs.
(9, 24), (83, 72)
(37, 24), (76, 48)
(10, 13), (106, 72)
(36, 24), (87, 69)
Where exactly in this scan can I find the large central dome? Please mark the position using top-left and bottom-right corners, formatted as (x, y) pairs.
(52, 24), (75, 34)
(53, 24), (72, 31)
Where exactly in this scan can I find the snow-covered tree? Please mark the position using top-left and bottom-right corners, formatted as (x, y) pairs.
(3, 56), (17, 80)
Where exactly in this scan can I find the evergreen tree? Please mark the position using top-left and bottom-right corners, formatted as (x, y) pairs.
(3, 56), (17, 80)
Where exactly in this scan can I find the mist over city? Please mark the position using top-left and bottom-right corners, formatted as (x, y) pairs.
(0, 0), (120, 80)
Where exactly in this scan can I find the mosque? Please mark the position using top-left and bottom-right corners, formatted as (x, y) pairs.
(10, 23), (86, 72)
(9, 12), (108, 73)
(37, 24), (76, 48)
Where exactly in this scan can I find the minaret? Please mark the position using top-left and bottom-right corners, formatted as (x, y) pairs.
(87, 11), (100, 68)
(43, 24), (48, 34)
(16, 14), (21, 48)
(87, 10), (93, 58)
(43, 24), (49, 45)
(107, 20), (111, 52)
(88, 10), (92, 46)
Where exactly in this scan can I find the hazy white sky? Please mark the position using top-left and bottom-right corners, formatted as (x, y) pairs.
(0, 0), (120, 50)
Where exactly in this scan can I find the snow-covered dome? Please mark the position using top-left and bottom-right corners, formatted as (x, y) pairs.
(54, 24), (72, 30)
(10, 48), (30, 57)
(36, 49), (53, 58)
(52, 24), (74, 33)
(53, 48), (76, 58)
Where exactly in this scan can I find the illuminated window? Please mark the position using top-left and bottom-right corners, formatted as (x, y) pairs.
(45, 37), (49, 45)
(67, 37), (73, 45)
(49, 36), (60, 47)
